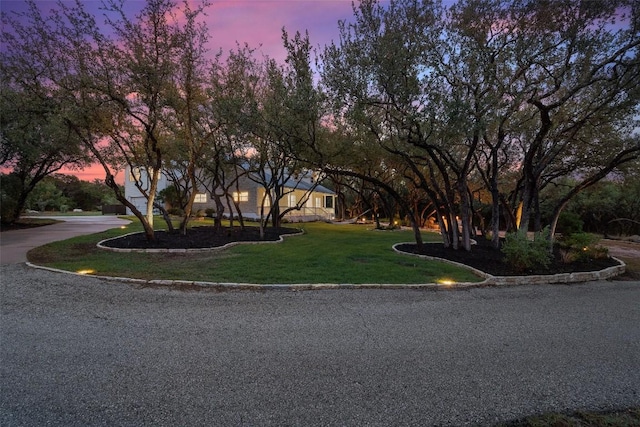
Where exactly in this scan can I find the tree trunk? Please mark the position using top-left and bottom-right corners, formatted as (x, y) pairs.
(457, 181), (472, 251)
(409, 211), (423, 249)
(436, 212), (451, 248)
(154, 203), (175, 233)
(213, 194), (225, 232)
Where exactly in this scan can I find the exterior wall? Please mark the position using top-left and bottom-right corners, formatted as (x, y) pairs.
(123, 166), (170, 215)
(234, 183), (335, 222)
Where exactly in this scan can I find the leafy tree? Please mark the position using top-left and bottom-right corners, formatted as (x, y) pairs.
(25, 177), (70, 212)
(162, 0), (211, 234)
(321, 0), (444, 248)
(321, 0), (639, 251)
(1, 0), (213, 240)
(0, 83), (89, 223)
(506, 0), (640, 233)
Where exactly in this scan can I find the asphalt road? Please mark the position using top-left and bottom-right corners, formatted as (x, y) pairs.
(1, 264), (639, 426)
(0, 216), (130, 264)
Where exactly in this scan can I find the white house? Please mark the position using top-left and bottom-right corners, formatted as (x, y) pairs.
(123, 165), (336, 222)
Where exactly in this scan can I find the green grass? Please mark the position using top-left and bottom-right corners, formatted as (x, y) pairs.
(27, 219), (481, 285)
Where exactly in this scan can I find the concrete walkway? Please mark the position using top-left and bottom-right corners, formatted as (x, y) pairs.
(0, 215), (130, 265)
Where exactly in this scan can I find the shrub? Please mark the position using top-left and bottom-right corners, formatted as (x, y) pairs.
(502, 228), (553, 272)
(0, 195), (18, 224)
(205, 208), (215, 217)
(558, 232), (608, 263)
(168, 207), (184, 216)
(195, 209), (206, 218)
(557, 211), (584, 235)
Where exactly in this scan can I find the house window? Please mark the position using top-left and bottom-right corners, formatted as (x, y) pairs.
(194, 193), (207, 203)
(288, 193), (297, 207)
(325, 195), (334, 209)
(129, 167), (141, 182)
(129, 167), (155, 183)
(233, 191), (249, 202)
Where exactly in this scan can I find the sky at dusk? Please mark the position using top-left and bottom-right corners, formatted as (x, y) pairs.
(1, 0), (374, 183)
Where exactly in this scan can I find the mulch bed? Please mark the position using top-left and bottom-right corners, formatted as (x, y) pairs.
(102, 226), (620, 277)
(101, 226), (301, 250)
(396, 238), (620, 276)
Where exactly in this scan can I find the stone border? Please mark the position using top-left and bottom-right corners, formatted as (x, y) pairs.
(24, 261), (484, 291)
(24, 237), (626, 292)
(96, 228), (305, 253)
(392, 242), (626, 286)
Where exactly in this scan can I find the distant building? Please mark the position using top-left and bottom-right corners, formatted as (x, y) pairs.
(123, 165), (336, 222)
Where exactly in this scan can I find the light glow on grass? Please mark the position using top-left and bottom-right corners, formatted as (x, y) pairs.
(28, 220), (482, 285)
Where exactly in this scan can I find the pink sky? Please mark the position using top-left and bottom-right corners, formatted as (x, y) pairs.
(2, 0), (364, 183)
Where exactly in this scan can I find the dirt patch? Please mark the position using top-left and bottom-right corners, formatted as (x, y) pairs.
(601, 239), (640, 259)
(101, 226), (301, 250)
(600, 239), (640, 279)
(396, 239), (620, 277)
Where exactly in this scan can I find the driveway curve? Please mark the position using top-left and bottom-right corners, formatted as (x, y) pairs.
(1, 264), (639, 426)
(0, 215), (130, 265)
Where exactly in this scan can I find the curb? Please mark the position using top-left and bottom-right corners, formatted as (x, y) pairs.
(23, 261), (485, 291)
(23, 238), (627, 292)
(392, 242), (627, 286)
(96, 229), (305, 253)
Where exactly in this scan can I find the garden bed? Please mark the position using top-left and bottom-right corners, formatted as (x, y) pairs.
(100, 225), (301, 250)
(395, 238), (620, 276)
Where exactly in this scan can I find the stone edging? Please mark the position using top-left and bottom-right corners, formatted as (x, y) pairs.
(24, 261), (483, 290)
(96, 228), (305, 253)
(23, 238), (626, 291)
(392, 242), (626, 286)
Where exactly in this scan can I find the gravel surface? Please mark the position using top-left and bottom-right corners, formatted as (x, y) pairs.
(1, 264), (639, 426)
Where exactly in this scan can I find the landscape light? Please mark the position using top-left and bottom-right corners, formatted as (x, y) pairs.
(76, 269), (96, 275)
(438, 279), (454, 286)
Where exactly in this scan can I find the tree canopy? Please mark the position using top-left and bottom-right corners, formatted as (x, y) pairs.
(2, 0), (638, 249)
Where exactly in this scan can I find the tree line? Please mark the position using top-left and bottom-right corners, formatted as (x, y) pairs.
(1, 0), (638, 249)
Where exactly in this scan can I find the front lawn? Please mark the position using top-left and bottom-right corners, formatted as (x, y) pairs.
(27, 219), (481, 285)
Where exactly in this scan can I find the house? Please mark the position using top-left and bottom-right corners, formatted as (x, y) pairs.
(123, 165), (336, 222)
(124, 166), (170, 215)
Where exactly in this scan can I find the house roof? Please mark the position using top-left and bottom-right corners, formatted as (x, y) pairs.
(265, 171), (336, 195)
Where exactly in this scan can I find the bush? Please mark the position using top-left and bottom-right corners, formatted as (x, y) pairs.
(502, 228), (553, 272)
(205, 208), (215, 217)
(0, 195), (18, 224)
(557, 211), (584, 235)
(168, 207), (184, 216)
(557, 232), (608, 263)
(195, 209), (206, 218)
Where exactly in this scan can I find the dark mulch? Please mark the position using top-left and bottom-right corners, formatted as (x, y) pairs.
(396, 238), (620, 276)
(101, 226), (301, 250)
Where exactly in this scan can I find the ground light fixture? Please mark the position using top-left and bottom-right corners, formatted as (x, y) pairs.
(76, 269), (96, 275)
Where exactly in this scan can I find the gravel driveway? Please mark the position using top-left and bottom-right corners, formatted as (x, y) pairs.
(1, 264), (639, 426)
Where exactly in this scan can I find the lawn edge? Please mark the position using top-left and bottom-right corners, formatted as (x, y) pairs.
(95, 228), (305, 253)
(392, 242), (627, 286)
